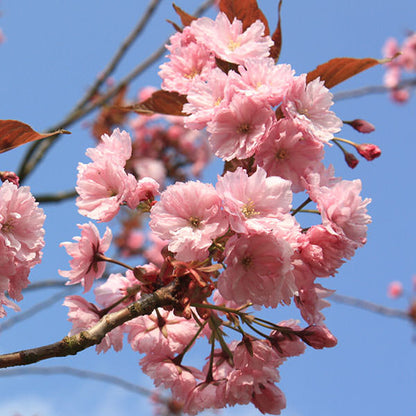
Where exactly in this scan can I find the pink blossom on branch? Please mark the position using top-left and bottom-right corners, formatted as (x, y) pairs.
(207, 93), (274, 161)
(59, 222), (112, 292)
(149, 181), (228, 262)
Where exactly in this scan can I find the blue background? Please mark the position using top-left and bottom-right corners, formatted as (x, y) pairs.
(0, 1), (415, 415)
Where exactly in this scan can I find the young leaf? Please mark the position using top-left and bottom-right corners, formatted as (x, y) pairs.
(172, 3), (197, 27)
(269, 0), (283, 62)
(306, 57), (380, 89)
(120, 90), (188, 116)
(219, 0), (270, 34)
(0, 120), (70, 154)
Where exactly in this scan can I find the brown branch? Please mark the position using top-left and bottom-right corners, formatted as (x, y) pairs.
(34, 189), (77, 203)
(18, 0), (215, 182)
(0, 279), (183, 368)
(0, 287), (77, 333)
(0, 366), (155, 398)
(330, 292), (411, 320)
(333, 77), (416, 101)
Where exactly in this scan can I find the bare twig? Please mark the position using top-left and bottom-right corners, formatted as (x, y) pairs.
(22, 280), (67, 291)
(0, 278), (184, 368)
(35, 189), (77, 203)
(333, 77), (416, 101)
(0, 366), (154, 397)
(0, 287), (77, 333)
(330, 293), (411, 320)
(18, 0), (215, 182)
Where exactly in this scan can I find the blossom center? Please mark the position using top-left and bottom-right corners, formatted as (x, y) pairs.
(276, 148), (288, 160)
(228, 39), (240, 51)
(189, 216), (201, 228)
(237, 123), (251, 134)
(184, 68), (200, 79)
(242, 200), (260, 218)
(241, 255), (253, 270)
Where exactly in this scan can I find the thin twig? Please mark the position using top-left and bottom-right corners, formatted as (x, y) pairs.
(72, 0), (163, 113)
(34, 189), (77, 203)
(333, 77), (416, 101)
(0, 366), (159, 398)
(330, 293), (411, 320)
(22, 280), (66, 292)
(18, 0), (215, 182)
(0, 287), (77, 333)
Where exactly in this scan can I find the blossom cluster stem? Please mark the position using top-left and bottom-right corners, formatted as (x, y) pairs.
(0, 279), (183, 369)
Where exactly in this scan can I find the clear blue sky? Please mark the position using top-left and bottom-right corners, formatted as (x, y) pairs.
(0, 1), (415, 415)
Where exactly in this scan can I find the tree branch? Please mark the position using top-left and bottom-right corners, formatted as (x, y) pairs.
(0, 287), (77, 333)
(18, 0), (215, 182)
(0, 279), (183, 368)
(34, 189), (77, 203)
(330, 292), (411, 320)
(0, 366), (155, 398)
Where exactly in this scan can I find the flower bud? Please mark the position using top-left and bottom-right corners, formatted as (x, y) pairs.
(348, 119), (375, 133)
(387, 281), (403, 298)
(298, 325), (338, 349)
(356, 143), (381, 161)
(0, 171), (20, 186)
(344, 152), (359, 168)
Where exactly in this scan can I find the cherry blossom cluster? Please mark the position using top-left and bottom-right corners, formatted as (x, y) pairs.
(383, 31), (416, 102)
(57, 10), (374, 416)
(0, 180), (45, 317)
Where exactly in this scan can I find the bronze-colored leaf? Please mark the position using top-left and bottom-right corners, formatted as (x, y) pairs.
(0, 120), (70, 154)
(172, 3), (197, 27)
(215, 57), (239, 74)
(269, 0), (283, 62)
(306, 57), (380, 89)
(219, 0), (270, 34)
(121, 90), (188, 116)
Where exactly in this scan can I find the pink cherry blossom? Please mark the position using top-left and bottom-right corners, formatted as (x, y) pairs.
(0, 181), (45, 306)
(76, 160), (140, 222)
(217, 233), (296, 308)
(85, 128), (132, 166)
(256, 118), (325, 193)
(313, 179), (371, 247)
(126, 309), (200, 355)
(269, 320), (306, 358)
(63, 295), (123, 353)
(94, 270), (139, 310)
(59, 222), (112, 292)
(149, 181), (228, 262)
(282, 74), (342, 144)
(230, 58), (295, 106)
(183, 67), (230, 130)
(216, 166), (293, 234)
(190, 12), (273, 65)
(159, 37), (216, 95)
(251, 382), (286, 415)
(140, 354), (204, 403)
(207, 93), (274, 161)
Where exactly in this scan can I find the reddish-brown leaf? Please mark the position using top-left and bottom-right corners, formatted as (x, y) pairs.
(0, 120), (70, 154)
(269, 0), (283, 62)
(219, 0), (269, 34)
(172, 3), (197, 27)
(306, 57), (380, 89)
(121, 90), (188, 116)
(215, 57), (239, 74)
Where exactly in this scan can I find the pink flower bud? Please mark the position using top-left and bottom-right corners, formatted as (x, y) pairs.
(345, 152), (359, 168)
(298, 325), (338, 349)
(391, 88), (410, 103)
(0, 171), (20, 186)
(356, 143), (381, 161)
(348, 119), (375, 133)
(387, 281), (403, 298)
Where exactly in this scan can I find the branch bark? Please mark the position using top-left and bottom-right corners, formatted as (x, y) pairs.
(0, 279), (182, 369)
